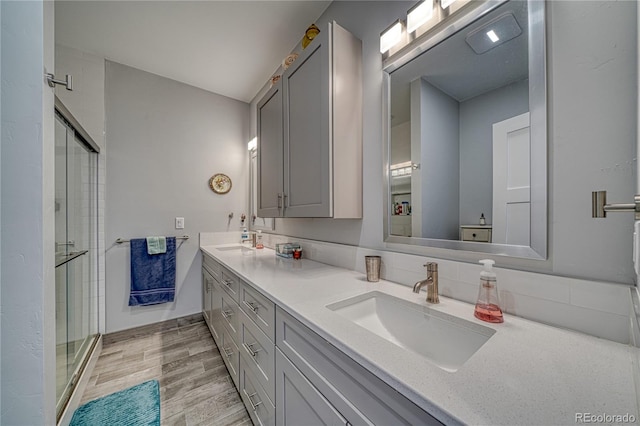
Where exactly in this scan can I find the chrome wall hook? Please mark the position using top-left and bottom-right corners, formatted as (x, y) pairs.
(46, 73), (73, 91)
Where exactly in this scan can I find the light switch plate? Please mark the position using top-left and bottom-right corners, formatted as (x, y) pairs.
(175, 217), (185, 229)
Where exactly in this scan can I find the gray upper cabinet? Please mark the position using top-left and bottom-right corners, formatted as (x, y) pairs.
(283, 31), (331, 217)
(257, 21), (362, 219)
(257, 83), (284, 218)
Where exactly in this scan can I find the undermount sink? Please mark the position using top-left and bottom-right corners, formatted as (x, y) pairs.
(326, 291), (495, 372)
(216, 245), (253, 253)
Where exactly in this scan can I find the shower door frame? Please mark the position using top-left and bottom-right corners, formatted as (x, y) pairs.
(54, 97), (101, 421)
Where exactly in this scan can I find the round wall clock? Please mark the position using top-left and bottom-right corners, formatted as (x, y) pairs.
(209, 173), (232, 194)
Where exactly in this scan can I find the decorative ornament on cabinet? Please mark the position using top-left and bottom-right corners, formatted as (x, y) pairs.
(270, 74), (281, 88)
(301, 23), (320, 49)
(283, 53), (299, 70)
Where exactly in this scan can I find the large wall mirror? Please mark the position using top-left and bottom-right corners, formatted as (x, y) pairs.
(383, 0), (546, 259)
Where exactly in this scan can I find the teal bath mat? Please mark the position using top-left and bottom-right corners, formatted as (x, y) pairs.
(70, 380), (160, 426)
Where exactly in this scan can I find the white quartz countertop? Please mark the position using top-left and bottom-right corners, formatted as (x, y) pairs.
(201, 244), (638, 425)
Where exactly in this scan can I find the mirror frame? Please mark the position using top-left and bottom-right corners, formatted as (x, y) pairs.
(382, 0), (547, 260)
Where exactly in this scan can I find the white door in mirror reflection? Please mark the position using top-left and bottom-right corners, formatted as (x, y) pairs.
(492, 112), (530, 246)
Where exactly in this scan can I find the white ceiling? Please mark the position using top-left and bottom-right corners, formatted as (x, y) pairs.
(55, 1), (331, 103)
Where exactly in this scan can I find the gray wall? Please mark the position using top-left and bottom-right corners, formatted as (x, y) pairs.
(105, 61), (250, 333)
(417, 79), (460, 240)
(459, 79), (529, 226)
(55, 44), (105, 149)
(1, 1), (57, 424)
(550, 1), (636, 283)
(250, 0), (637, 284)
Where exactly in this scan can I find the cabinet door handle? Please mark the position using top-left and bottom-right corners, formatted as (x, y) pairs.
(283, 193), (288, 213)
(243, 300), (259, 314)
(223, 347), (233, 358)
(223, 279), (233, 288)
(277, 193), (282, 209)
(221, 310), (233, 319)
(243, 342), (262, 357)
(243, 390), (263, 411)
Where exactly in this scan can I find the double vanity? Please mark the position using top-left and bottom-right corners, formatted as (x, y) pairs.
(201, 243), (637, 425)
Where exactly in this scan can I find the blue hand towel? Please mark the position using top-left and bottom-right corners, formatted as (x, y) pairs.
(129, 237), (176, 306)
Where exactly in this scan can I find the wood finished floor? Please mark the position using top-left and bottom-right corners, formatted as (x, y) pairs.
(81, 314), (251, 426)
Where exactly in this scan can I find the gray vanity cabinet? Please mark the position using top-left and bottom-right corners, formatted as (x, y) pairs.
(240, 355), (276, 426)
(220, 290), (240, 343)
(203, 252), (440, 425)
(220, 324), (240, 387)
(202, 267), (213, 327)
(202, 261), (223, 343)
(275, 349), (347, 426)
(257, 21), (362, 219)
(276, 307), (442, 426)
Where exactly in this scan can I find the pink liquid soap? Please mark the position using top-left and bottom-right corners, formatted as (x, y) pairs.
(474, 303), (503, 323)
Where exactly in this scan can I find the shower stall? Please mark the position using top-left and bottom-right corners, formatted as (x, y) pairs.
(54, 99), (100, 419)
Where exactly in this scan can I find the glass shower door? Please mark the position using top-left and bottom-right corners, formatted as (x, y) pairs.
(55, 112), (98, 417)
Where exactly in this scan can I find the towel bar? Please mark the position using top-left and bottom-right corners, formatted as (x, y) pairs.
(115, 235), (189, 244)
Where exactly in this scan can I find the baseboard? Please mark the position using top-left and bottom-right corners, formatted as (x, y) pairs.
(57, 335), (103, 426)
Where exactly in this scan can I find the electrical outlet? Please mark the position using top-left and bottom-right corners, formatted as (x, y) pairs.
(175, 217), (185, 229)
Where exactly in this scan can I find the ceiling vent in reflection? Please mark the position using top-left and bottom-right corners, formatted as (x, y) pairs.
(465, 12), (522, 54)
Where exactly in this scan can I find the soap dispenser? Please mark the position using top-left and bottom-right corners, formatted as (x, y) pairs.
(474, 259), (503, 323)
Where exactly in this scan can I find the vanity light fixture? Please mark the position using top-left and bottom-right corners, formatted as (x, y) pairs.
(440, 0), (457, 10)
(380, 20), (403, 54)
(247, 137), (257, 151)
(486, 30), (499, 43)
(407, 0), (434, 34)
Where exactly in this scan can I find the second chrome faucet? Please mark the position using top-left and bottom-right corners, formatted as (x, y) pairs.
(413, 262), (439, 304)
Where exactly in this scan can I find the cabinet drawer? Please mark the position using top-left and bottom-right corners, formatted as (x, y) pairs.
(276, 307), (441, 426)
(210, 280), (223, 347)
(220, 325), (240, 389)
(220, 291), (240, 344)
(202, 268), (213, 328)
(240, 355), (275, 426)
(240, 282), (275, 342)
(276, 348), (347, 426)
(220, 267), (241, 301)
(203, 254), (221, 280)
(460, 228), (491, 242)
(240, 309), (275, 404)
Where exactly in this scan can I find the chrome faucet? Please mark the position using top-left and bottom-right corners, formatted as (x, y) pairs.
(412, 263), (439, 304)
(242, 232), (257, 248)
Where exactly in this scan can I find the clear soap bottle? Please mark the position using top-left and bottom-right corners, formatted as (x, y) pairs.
(474, 259), (504, 323)
(256, 230), (264, 249)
